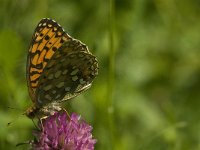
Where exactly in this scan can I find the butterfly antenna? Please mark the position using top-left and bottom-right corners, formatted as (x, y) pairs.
(7, 106), (24, 111)
(7, 113), (25, 127)
(7, 122), (12, 126)
(7, 106), (26, 126)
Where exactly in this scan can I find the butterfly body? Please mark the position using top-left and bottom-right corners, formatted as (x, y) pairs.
(25, 18), (98, 119)
(25, 102), (62, 119)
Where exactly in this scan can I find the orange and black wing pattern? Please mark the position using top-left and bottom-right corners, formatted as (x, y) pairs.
(27, 18), (72, 103)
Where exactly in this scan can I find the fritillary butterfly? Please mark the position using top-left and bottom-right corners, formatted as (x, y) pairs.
(25, 18), (98, 119)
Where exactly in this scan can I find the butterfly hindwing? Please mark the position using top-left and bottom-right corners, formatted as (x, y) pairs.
(35, 40), (98, 106)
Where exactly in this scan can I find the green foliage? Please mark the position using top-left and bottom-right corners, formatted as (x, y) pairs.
(0, 0), (200, 149)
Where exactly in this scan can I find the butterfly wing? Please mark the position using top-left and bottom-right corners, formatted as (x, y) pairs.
(35, 40), (98, 106)
(27, 18), (72, 102)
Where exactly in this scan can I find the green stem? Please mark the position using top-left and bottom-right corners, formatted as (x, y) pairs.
(107, 0), (116, 149)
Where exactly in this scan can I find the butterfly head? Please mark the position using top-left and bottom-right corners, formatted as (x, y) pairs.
(25, 105), (39, 119)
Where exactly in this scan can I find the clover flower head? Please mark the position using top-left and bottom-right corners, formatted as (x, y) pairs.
(32, 111), (96, 150)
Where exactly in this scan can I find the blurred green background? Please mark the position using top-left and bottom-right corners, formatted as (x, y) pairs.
(0, 0), (200, 150)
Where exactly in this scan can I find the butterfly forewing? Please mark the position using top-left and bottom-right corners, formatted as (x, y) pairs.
(27, 18), (72, 102)
(35, 40), (98, 106)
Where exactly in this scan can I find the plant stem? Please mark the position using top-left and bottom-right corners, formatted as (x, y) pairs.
(107, 0), (116, 149)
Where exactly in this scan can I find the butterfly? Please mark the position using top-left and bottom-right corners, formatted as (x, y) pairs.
(25, 18), (98, 119)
